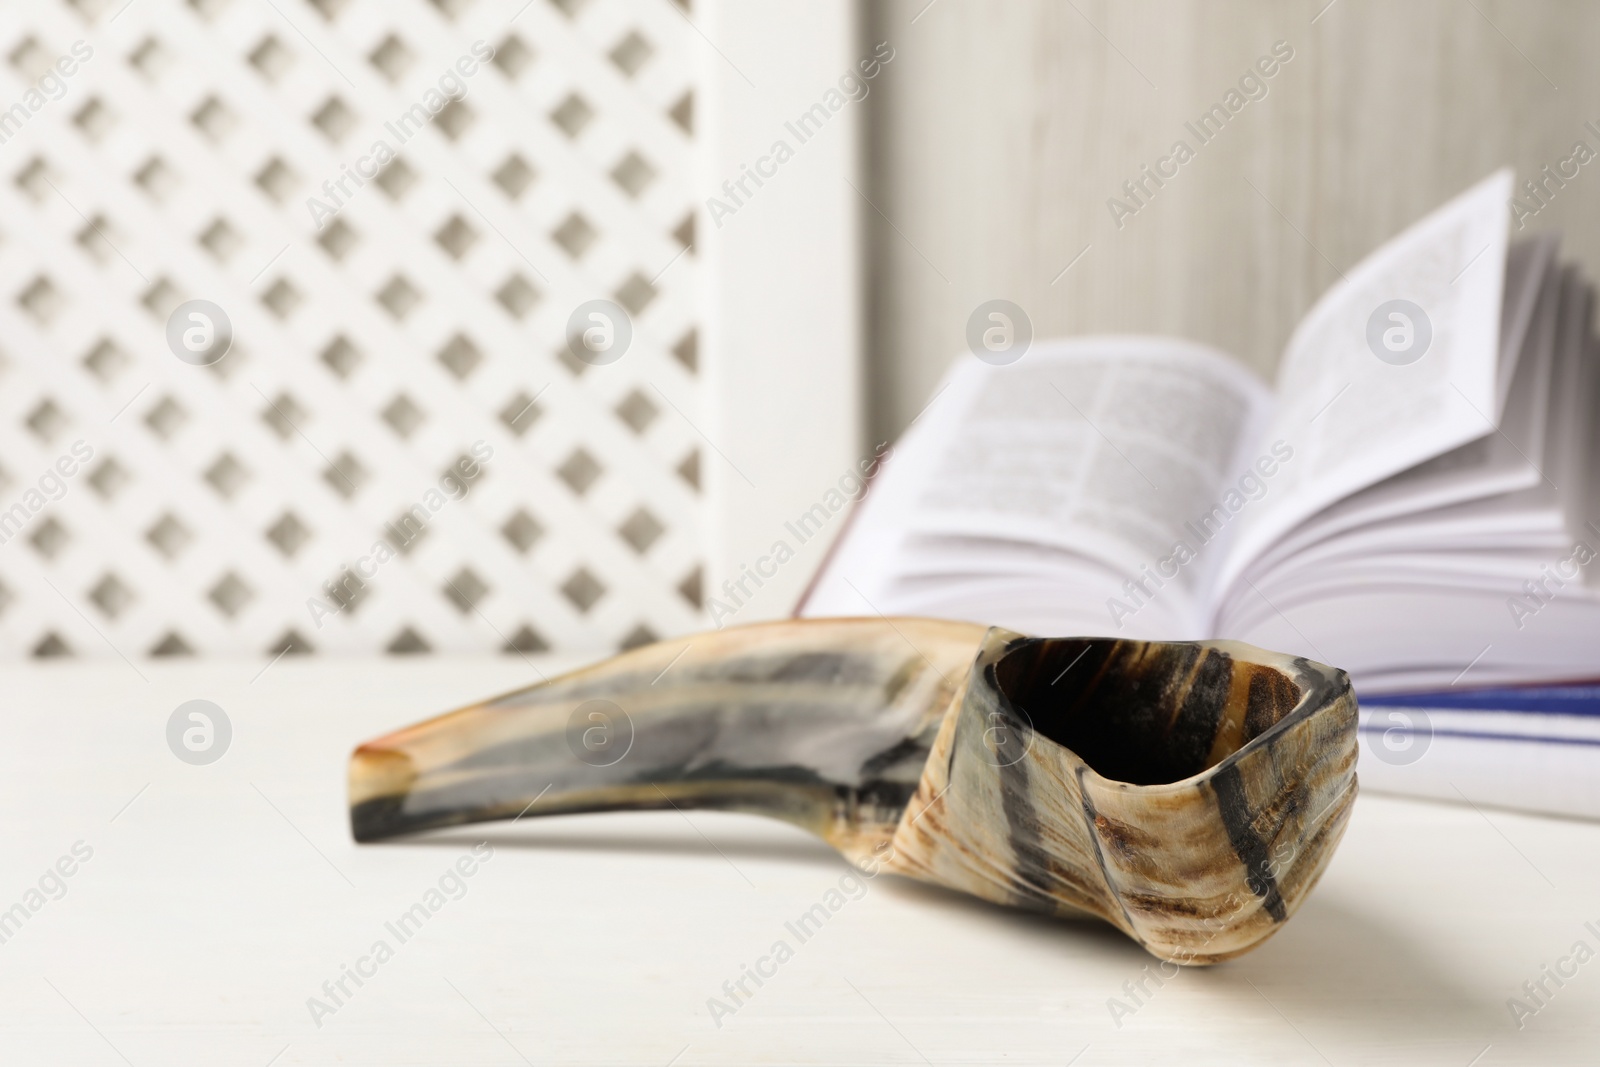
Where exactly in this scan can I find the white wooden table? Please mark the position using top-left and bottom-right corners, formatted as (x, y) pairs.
(1, 656), (1596, 1065)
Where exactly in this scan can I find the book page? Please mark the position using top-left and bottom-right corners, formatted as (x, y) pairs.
(800, 337), (1272, 633)
(1232, 240), (1560, 585)
(1214, 171), (1512, 595)
(1549, 269), (1595, 536)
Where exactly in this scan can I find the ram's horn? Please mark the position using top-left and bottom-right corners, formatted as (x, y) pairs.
(349, 618), (1357, 964)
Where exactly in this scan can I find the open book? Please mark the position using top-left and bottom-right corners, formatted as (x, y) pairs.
(801, 171), (1600, 694)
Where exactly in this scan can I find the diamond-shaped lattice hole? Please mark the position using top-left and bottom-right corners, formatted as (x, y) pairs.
(17, 277), (61, 323)
(503, 624), (549, 654)
(261, 391), (307, 439)
(669, 91), (692, 134)
(89, 573), (134, 619)
(269, 630), (314, 656)
(74, 97), (115, 141)
(375, 159), (417, 199)
(387, 508), (429, 555)
(556, 348), (590, 377)
(552, 213), (596, 259)
(678, 565), (704, 609)
(144, 395), (187, 440)
(492, 154), (535, 199)
(387, 627), (431, 655)
(87, 457), (130, 499)
(435, 99), (474, 141)
(191, 95), (236, 141)
(83, 339), (127, 382)
(501, 509), (544, 553)
(377, 275), (421, 319)
(255, 157), (297, 202)
(437, 334), (482, 379)
(204, 452), (250, 498)
(445, 452), (486, 493)
(30, 517), (69, 559)
(151, 632), (195, 656)
(26, 398), (68, 441)
(444, 457), (486, 502)
(550, 0), (587, 17)
(262, 277), (301, 318)
(494, 34), (534, 78)
(321, 335), (361, 379)
(618, 507), (665, 554)
(615, 388), (658, 434)
(308, 0), (351, 19)
(308, 340), (356, 385)
(141, 277), (181, 318)
(199, 217), (243, 261)
(209, 572), (254, 617)
(266, 512), (311, 557)
(17, 157), (54, 202)
(325, 566), (371, 611)
(33, 633), (71, 658)
(495, 274), (540, 318)
(8, 37), (52, 78)
(428, 0), (472, 19)
(677, 449), (701, 490)
(9, 37), (48, 77)
(561, 567), (606, 613)
(249, 35), (293, 81)
(610, 151), (656, 198)
(318, 217), (358, 260)
(76, 215), (118, 263)
(620, 623), (658, 651)
(550, 93), (593, 138)
(324, 451), (369, 498)
(443, 567), (489, 614)
(609, 30), (653, 76)
(146, 513), (192, 559)
(498, 391), (542, 436)
(556, 448), (602, 495)
(673, 212), (694, 253)
(382, 394), (425, 438)
(369, 34), (412, 81)
(614, 272), (657, 315)
(434, 215), (478, 259)
(133, 156), (178, 202)
(673, 329), (699, 372)
(312, 96), (357, 142)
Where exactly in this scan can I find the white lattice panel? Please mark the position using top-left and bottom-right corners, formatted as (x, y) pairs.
(0, 0), (706, 660)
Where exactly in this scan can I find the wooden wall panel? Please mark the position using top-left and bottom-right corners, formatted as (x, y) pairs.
(863, 0), (1600, 437)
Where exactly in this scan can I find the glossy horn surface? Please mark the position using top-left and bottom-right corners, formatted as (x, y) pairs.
(349, 617), (987, 864)
(886, 631), (1357, 964)
(349, 618), (1358, 964)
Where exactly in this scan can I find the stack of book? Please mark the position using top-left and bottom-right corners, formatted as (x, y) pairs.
(800, 171), (1600, 819)
(1358, 685), (1600, 818)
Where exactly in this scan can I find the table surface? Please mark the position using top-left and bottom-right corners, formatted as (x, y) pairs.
(2, 655), (1597, 1066)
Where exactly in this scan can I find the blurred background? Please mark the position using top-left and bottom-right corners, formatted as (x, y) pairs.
(863, 0), (1600, 439)
(1, 0), (1596, 661)
(0, 0), (706, 659)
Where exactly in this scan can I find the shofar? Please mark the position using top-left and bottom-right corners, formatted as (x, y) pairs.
(349, 618), (1357, 964)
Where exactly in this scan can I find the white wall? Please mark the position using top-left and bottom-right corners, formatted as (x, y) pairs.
(864, 0), (1600, 438)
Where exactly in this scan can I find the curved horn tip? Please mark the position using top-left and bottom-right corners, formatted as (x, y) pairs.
(348, 744), (418, 843)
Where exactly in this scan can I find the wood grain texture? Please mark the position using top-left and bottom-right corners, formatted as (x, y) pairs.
(862, 0), (1597, 438)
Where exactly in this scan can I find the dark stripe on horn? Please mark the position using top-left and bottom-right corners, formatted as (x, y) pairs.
(1210, 762), (1288, 922)
(984, 662), (1057, 910)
